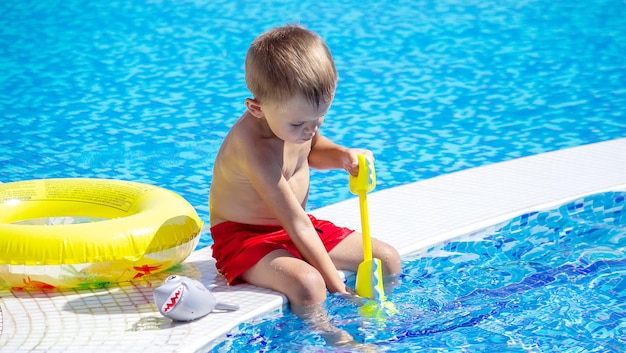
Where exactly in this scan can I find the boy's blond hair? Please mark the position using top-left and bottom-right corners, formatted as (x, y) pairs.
(245, 25), (337, 108)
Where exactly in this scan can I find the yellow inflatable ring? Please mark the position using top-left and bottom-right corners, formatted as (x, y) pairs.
(0, 178), (203, 289)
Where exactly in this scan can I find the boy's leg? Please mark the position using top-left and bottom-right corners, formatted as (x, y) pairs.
(241, 249), (355, 345)
(240, 249), (327, 306)
(328, 231), (401, 276)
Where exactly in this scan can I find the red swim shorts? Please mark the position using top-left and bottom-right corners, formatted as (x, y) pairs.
(210, 214), (354, 285)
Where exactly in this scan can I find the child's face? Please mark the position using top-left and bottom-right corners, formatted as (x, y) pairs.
(262, 96), (329, 144)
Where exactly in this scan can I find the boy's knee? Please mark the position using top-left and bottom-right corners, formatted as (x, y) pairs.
(290, 268), (327, 306)
(378, 244), (401, 276)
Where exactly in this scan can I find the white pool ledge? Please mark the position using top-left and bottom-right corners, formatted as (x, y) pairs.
(314, 137), (626, 257)
(1, 137), (625, 352)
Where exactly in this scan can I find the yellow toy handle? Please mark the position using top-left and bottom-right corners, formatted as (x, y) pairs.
(349, 155), (376, 263)
(359, 194), (372, 263)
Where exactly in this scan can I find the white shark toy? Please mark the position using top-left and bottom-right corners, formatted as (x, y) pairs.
(153, 275), (239, 321)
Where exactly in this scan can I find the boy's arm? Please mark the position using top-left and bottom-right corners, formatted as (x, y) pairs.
(242, 143), (348, 294)
(308, 133), (372, 176)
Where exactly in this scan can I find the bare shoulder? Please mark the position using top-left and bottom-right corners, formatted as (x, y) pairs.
(217, 114), (274, 166)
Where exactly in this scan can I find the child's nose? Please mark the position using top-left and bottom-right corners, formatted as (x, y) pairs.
(305, 121), (320, 134)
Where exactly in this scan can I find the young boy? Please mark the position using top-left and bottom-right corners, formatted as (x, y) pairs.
(209, 25), (401, 342)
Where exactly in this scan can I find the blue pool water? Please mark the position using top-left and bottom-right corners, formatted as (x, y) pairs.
(1, 0), (626, 351)
(210, 192), (626, 352)
(1, 0), (625, 235)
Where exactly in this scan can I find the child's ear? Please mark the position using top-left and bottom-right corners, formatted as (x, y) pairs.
(245, 98), (264, 118)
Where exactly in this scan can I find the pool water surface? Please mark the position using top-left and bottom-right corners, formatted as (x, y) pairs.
(1, 0), (625, 236)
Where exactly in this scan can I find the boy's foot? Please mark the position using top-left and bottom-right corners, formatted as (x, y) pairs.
(319, 328), (355, 346)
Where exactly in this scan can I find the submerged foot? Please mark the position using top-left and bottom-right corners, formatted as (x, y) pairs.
(291, 302), (359, 346)
(320, 329), (378, 352)
(319, 328), (356, 346)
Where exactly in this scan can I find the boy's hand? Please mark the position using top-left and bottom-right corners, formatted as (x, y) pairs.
(343, 148), (373, 176)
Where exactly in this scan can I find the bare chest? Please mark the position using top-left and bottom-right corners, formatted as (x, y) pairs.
(279, 143), (311, 179)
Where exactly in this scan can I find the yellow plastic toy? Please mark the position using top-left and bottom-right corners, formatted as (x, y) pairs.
(349, 154), (385, 301)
